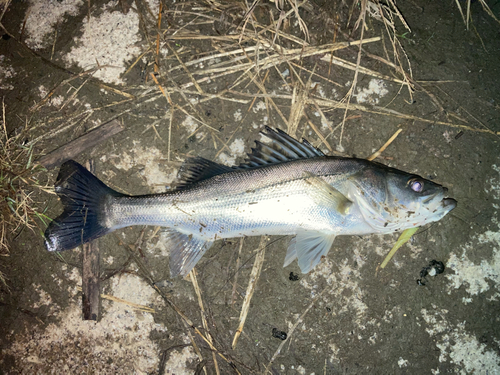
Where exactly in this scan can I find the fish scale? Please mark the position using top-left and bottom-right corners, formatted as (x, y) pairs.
(107, 159), (366, 238)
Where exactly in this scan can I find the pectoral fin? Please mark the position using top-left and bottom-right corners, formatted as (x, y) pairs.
(303, 172), (352, 215)
(283, 231), (336, 274)
(165, 229), (214, 277)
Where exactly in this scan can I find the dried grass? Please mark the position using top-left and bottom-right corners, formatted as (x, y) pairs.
(455, 0), (500, 30)
(0, 100), (49, 287)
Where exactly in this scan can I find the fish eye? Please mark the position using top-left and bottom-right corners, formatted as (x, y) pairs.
(409, 179), (423, 193)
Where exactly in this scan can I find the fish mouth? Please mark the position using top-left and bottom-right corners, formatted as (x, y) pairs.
(422, 191), (456, 220)
(442, 197), (457, 211)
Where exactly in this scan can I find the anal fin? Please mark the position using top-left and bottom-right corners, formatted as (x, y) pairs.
(283, 231), (336, 274)
(165, 229), (214, 277)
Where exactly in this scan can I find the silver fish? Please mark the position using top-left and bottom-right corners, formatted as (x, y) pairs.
(44, 127), (457, 277)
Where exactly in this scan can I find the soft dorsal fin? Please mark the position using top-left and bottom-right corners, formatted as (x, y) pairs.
(237, 126), (325, 168)
(176, 157), (232, 188)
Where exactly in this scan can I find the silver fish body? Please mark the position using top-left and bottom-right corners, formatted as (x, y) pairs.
(45, 127), (456, 277)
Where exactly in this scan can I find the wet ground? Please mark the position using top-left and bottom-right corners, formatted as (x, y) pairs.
(0, 0), (499, 374)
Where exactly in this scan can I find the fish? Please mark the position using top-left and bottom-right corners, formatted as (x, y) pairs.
(44, 126), (457, 277)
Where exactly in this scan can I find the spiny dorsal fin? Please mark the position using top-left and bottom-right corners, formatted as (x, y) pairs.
(176, 157), (232, 188)
(237, 126), (325, 168)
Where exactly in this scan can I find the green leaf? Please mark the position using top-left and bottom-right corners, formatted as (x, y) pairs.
(380, 227), (419, 269)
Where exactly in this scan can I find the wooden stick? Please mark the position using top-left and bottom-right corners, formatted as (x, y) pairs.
(37, 119), (124, 169)
(82, 160), (100, 321)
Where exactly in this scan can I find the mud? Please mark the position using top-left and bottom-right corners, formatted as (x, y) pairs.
(0, 0), (499, 374)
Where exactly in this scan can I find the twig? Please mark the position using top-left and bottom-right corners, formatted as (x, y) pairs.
(1, 96), (6, 140)
(76, 286), (155, 313)
(367, 128), (402, 161)
(82, 160), (100, 321)
(232, 236), (267, 349)
(189, 269), (220, 375)
(231, 238), (245, 305)
(37, 119), (125, 169)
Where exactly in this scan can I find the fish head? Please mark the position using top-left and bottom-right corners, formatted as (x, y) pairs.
(350, 165), (457, 233)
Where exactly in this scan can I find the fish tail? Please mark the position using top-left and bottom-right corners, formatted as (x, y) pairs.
(44, 160), (124, 252)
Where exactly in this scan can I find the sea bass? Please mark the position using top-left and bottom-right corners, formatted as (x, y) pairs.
(44, 127), (456, 277)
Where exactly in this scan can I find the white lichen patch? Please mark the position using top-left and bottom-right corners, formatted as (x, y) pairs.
(0, 55), (16, 90)
(310, 82), (326, 98)
(329, 342), (340, 363)
(5, 272), (173, 373)
(382, 306), (402, 324)
(37, 85), (65, 106)
(300, 257), (368, 324)
(109, 145), (178, 193)
(296, 365), (306, 374)
(354, 79), (388, 104)
(182, 115), (198, 134)
(252, 100), (267, 113)
(398, 357), (409, 368)
(31, 283), (54, 309)
(25, 0), (84, 49)
(64, 4), (141, 84)
(446, 231), (500, 298)
(314, 111), (333, 132)
(164, 346), (197, 375)
(421, 307), (500, 374)
(110, 273), (161, 305)
(486, 164), (500, 202)
(233, 109), (243, 122)
(218, 138), (246, 166)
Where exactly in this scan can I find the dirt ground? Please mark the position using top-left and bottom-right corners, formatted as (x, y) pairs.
(0, 0), (499, 374)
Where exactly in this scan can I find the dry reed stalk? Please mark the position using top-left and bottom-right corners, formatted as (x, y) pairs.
(337, 0), (370, 151)
(189, 269), (220, 375)
(59, 77), (92, 111)
(75, 286), (155, 313)
(367, 128), (402, 161)
(154, 1), (163, 73)
(30, 66), (129, 113)
(231, 236), (267, 349)
(95, 82), (135, 99)
(303, 112), (333, 153)
(182, 321), (207, 375)
(287, 85), (307, 137)
(189, 37), (380, 76)
(319, 54), (407, 85)
(231, 238), (245, 305)
(455, 0), (500, 30)
(168, 43), (205, 94)
(0, 0), (11, 23)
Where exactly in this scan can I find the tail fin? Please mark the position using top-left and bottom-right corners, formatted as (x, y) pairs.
(44, 160), (124, 252)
